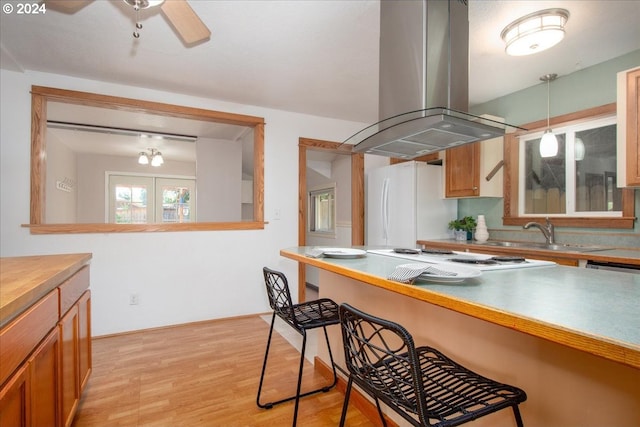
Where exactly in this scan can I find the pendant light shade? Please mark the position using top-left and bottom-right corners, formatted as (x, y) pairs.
(501, 9), (569, 56)
(540, 130), (558, 158)
(138, 152), (149, 165)
(539, 73), (558, 158)
(574, 137), (585, 161)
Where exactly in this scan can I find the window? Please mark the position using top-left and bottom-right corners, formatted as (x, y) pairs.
(518, 115), (621, 217)
(503, 103), (635, 229)
(108, 174), (196, 224)
(308, 185), (336, 236)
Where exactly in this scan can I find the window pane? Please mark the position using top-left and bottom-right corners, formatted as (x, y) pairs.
(309, 189), (335, 233)
(523, 134), (566, 214)
(575, 124), (620, 212)
(115, 185), (148, 224)
(161, 186), (193, 223)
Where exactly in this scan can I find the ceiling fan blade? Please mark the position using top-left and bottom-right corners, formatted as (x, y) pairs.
(161, 0), (211, 45)
(44, 0), (92, 13)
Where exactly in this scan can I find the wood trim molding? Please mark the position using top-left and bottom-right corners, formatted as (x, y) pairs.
(503, 103), (636, 229)
(27, 86), (265, 233)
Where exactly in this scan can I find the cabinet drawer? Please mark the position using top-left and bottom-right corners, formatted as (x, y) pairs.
(58, 266), (89, 316)
(0, 290), (58, 387)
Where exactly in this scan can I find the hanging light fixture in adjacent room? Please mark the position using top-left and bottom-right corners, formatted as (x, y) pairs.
(539, 73), (558, 158)
(501, 9), (569, 56)
(138, 148), (164, 166)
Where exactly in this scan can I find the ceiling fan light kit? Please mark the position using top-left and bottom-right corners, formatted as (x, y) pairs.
(501, 8), (569, 56)
(138, 148), (164, 167)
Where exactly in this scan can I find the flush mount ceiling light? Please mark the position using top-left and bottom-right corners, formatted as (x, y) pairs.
(501, 9), (569, 56)
(138, 148), (164, 167)
(539, 73), (558, 158)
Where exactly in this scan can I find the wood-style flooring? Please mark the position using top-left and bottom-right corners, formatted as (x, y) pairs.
(72, 315), (376, 427)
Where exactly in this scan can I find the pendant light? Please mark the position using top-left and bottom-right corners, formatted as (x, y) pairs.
(539, 73), (558, 158)
(574, 137), (585, 161)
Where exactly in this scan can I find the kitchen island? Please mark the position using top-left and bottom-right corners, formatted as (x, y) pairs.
(281, 247), (639, 427)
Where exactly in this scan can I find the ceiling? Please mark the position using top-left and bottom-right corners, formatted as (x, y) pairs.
(1, 0), (639, 160)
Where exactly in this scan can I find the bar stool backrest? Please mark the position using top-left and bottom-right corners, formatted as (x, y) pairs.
(263, 267), (297, 328)
(339, 303), (428, 423)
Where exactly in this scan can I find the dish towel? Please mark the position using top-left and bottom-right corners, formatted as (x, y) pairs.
(387, 264), (431, 283)
(388, 264), (458, 283)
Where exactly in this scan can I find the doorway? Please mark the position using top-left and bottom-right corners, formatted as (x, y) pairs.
(298, 138), (364, 301)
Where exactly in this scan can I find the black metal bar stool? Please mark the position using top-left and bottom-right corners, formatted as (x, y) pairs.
(338, 303), (527, 427)
(256, 267), (340, 427)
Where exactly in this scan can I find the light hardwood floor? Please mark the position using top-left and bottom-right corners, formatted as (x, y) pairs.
(72, 315), (376, 427)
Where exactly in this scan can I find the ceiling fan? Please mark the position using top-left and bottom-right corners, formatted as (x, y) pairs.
(45, 0), (211, 45)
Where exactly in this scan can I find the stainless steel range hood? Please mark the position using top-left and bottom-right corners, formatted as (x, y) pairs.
(348, 0), (523, 158)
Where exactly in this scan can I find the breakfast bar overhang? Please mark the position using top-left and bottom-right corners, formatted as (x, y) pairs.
(281, 247), (640, 427)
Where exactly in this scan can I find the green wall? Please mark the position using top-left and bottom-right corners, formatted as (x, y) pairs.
(462, 50), (640, 242)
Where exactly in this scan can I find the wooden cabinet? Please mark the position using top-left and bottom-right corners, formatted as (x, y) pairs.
(0, 255), (91, 427)
(78, 291), (92, 392)
(60, 305), (79, 427)
(445, 135), (504, 198)
(30, 327), (61, 427)
(617, 66), (640, 187)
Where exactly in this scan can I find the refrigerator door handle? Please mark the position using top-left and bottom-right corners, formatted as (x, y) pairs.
(382, 177), (390, 242)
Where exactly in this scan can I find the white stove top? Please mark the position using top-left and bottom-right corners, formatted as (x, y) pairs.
(367, 249), (556, 271)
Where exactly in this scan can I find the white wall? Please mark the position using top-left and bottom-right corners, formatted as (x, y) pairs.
(0, 68), (368, 336)
(46, 132), (78, 223)
(195, 137), (241, 221)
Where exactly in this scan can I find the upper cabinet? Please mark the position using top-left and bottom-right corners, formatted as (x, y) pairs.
(444, 135), (504, 198)
(617, 66), (640, 187)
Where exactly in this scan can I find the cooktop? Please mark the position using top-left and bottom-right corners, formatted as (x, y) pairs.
(368, 248), (556, 271)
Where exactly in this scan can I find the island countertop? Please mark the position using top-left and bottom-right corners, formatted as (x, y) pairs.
(281, 247), (640, 370)
(0, 253), (92, 327)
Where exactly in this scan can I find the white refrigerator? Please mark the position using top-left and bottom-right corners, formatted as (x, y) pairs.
(367, 161), (457, 248)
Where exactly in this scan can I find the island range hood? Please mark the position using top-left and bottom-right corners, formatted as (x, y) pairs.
(348, 0), (523, 158)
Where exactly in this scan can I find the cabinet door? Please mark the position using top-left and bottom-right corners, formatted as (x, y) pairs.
(625, 68), (640, 186)
(30, 327), (61, 427)
(59, 305), (79, 427)
(0, 364), (30, 427)
(77, 290), (92, 393)
(445, 143), (480, 197)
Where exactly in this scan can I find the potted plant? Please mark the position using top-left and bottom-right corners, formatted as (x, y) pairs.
(448, 216), (477, 240)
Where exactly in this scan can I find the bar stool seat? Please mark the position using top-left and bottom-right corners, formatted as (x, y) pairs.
(339, 303), (527, 427)
(256, 267), (339, 427)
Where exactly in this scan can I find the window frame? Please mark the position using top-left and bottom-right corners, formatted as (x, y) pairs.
(503, 103), (635, 229)
(308, 184), (337, 238)
(27, 85), (265, 234)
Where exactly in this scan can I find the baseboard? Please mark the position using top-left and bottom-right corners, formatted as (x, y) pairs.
(314, 356), (398, 427)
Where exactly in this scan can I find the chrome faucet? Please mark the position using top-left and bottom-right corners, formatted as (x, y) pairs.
(523, 217), (555, 244)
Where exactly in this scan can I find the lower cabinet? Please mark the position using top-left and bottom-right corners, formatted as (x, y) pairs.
(30, 327), (61, 427)
(0, 364), (29, 427)
(60, 305), (80, 427)
(0, 327), (61, 427)
(0, 265), (91, 427)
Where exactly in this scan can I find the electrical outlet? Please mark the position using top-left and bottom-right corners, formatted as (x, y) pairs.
(129, 293), (140, 305)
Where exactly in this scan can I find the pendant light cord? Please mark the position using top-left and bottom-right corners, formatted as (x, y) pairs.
(546, 78), (550, 129)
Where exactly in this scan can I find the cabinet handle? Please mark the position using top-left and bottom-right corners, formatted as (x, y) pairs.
(485, 160), (504, 182)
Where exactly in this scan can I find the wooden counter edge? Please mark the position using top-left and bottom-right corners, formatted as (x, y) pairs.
(280, 249), (640, 370)
(0, 253), (92, 327)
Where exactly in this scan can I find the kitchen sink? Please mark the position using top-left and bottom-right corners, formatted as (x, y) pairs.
(477, 241), (609, 253)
